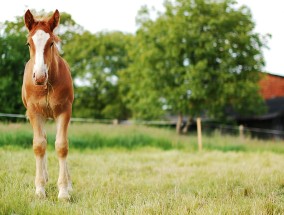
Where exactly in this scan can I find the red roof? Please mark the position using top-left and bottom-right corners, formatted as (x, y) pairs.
(259, 73), (284, 100)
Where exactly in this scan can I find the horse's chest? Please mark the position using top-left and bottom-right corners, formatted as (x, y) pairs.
(30, 95), (54, 118)
(27, 90), (64, 118)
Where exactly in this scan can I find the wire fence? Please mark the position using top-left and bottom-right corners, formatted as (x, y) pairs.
(0, 113), (26, 119)
(0, 112), (284, 139)
(0, 112), (177, 125)
(203, 122), (280, 134)
(202, 121), (284, 139)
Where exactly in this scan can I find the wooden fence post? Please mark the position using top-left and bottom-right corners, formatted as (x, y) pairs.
(197, 117), (202, 152)
(112, 119), (119, 125)
(239, 124), (244, 140)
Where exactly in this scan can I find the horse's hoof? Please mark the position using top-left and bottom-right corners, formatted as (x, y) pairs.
(58, 188), (70, 200)
(35, 187), (46, 198)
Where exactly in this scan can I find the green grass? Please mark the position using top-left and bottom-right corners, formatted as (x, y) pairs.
(1, 123), (284, 214)
(1, 122), (284, 153)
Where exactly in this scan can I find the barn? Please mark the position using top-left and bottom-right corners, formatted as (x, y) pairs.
(236, 73), (284, 138)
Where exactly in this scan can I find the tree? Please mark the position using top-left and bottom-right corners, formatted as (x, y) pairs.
(63, 31), (133, 119)
(122, 0), (268, 132)
(0, 18), (29, 115)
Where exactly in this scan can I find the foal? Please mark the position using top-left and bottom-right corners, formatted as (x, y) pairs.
(22, 9), (74, 199)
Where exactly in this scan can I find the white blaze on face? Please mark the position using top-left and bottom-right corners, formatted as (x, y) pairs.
(32, 30), (50, 80)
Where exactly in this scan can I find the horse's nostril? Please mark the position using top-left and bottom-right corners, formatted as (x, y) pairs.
(45, 73), (47, 78)
(33, 73), (35, 78)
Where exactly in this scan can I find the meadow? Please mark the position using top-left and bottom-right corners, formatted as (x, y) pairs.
(1, 122), (284, 214)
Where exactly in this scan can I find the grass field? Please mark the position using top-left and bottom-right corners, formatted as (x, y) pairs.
(1, 123), (284, 214)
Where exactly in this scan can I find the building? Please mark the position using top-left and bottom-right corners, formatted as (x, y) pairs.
(260, 73), (284, 100)
(237, 73), (284, 138)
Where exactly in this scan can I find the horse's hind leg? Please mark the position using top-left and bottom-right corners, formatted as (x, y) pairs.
(30, 114), (48, 198)
(55, 112), (72, 200)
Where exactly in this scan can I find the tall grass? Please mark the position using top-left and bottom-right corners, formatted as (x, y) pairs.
(0, 123), (174, 150)
(0, 122), (284, 153)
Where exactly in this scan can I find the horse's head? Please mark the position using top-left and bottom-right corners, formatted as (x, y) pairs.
(24, 9), (60, 86)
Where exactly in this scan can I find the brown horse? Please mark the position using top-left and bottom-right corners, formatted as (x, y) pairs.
(22, 9), (74, 200)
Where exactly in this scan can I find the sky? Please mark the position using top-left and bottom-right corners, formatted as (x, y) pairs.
(0, 0), (283, 76)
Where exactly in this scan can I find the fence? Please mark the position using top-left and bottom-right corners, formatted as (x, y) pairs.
(202, 121), (284, 139)
(1, 112), (284, 144)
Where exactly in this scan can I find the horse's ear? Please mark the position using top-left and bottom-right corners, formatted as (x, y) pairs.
(24, 9), (35, 31)
(48, 9), (60, 32)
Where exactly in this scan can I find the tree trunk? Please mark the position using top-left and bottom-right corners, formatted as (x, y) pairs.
(176, 113), (183, 134)
(182, 116), (192, 134)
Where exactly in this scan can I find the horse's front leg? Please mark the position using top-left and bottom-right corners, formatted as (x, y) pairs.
(55, 112), (72, 200)
(30, 114), (48, 198)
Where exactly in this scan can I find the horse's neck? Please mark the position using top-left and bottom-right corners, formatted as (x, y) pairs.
(48, 55), (60, 83)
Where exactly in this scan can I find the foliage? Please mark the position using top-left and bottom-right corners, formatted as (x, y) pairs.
(0, 18), (28, 115)
(123, 0), (268, 121)
(0, 3), (269, 123)
(64, 31), (133, 119)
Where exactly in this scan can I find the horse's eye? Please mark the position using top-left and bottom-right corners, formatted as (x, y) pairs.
(26, 42), (30, 47)
(50, 42), (54, 47)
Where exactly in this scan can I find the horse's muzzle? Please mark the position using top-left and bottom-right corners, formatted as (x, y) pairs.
(33, 72), (47, 85)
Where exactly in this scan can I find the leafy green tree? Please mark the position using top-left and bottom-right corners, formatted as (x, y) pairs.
(0, 18), (28, 115)
(64, 31), (132, 119)
(122, 0), (267, 132)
